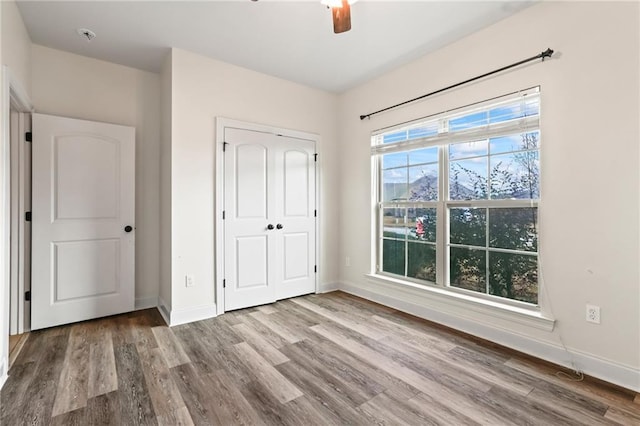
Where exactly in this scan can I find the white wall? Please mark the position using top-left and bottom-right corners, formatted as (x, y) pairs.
(168, 48), (340, 316)
(0, 0), (32, 387)
(159, 51), (172, 316)
(337, 1), (640, 390)
(31, 45), (161, 309)
(1, 0), (31, 99)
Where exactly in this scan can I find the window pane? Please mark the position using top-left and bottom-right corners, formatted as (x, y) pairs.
(489, 105), (522, 124)
(490, 151), (539, 200)
(489, 252), (538, 304)
(382, 208), (405, 239)
(449, 140), (488, 160)
(449, 111), (488, 131)
(408, 242), (436, 282)
(382, 239), (405, 275)
(450, 158), (488, 200)
(489, 208), (538, 252)
(408, 147), (438, 165)
(490, 131), (539, 155)
(450, 247), (486, 293)
(408, 124), (438, 139)
(408, 208), (436, 242)
(382, 152), (407, 170)
(450, 208), (486, 247)
(408, 164), (438, 201)
(383, 131), (407, 144)
(383, 168), (408, 202)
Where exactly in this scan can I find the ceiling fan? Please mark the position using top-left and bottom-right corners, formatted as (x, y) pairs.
(322, 0), (358, 34)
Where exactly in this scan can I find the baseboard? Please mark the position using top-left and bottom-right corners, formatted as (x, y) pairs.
(135, 296), (158, 311)
(318, 282), (340, 293)
(166, 302), (217, 327)
(340, 280), (640, 392)
(157, 297), (171, 326)
(0, 358), (7, 390)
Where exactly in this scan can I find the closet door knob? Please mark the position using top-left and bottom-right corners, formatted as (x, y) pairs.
(124, 226), (133, 233)
(276, 224), (283, 230)
(267, 224), (275, 230)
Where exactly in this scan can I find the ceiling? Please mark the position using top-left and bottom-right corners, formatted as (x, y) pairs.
(16, 1), (534, 93)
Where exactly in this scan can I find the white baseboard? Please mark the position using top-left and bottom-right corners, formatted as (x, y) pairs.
(157, 297), (171, 326)
(135, 296), (158, 311)
(340, 280), (640, 392)
(0, 359), (7, 390)
(164, 302), (217, 327)
(318, 282), (340, 293)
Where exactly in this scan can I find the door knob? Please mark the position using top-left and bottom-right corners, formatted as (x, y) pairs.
(267, 224), (275, 230)
(276, 224), (283, 230)
(124, 225), (133, 233)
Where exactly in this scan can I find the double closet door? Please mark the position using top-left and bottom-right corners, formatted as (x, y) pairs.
(223, 127), (316, 311)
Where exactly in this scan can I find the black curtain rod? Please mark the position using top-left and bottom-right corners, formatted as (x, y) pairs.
(360, 48), (554, 121)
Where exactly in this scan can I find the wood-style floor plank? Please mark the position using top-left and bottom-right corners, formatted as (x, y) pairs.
(1, 295), (638, 426)
(88, 330), (118, 398)
(151, 325), (191, 368)
(233, 342), (303, 404)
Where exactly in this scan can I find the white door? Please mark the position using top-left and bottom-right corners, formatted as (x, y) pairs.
(224, 127), (316, 311)
(31, 114), (135, 330)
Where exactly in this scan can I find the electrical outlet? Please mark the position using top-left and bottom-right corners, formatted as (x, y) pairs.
(345, 257), (351, 267)
(586, 304), (600, 324)
(185, 274), (195, 288)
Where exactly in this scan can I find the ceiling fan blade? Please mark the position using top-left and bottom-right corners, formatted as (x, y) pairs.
(332, 0), (352, 34)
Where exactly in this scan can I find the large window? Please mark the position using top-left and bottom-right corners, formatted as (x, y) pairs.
(373, 88), (540, 306)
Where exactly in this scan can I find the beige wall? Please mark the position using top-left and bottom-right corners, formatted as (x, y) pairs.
(1, 0), (31, 97)
(337, 1), (639, 390)
(31, 45), (162, 308)
(169, 48), (340, 312)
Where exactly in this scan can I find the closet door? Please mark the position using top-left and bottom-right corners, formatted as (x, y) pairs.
(223, 127), (315, 311)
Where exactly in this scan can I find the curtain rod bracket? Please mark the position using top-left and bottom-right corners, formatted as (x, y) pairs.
(360, 47), (555, 121)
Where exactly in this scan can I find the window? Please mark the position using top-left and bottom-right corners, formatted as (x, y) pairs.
(373, 88), (540, 306)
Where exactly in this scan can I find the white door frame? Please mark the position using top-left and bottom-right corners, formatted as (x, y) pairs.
(1, 66), (33, 384)
(215, 118), (321, 315)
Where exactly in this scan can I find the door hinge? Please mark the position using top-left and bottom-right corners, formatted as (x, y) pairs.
(314, 210), (317, 217)
(25, 212), (31, 222)
(223, 279), (226, 288)
(24, 291), (31, 301)
(222, 210), (225, 220)
(223, 142), (228, 152)
(25, 132), (32, 142)
(314, 153), (318, 162)
(314, 265), (317, 273)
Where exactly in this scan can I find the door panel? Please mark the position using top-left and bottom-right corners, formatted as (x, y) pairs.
(224, 128), (277, 310)
(284, 150), (309, 217)
(224, 127), (316, 311)
(235, 236), (269, 289)
(236, 144), (268, 218)
(54, 135), (119, 220)
(31, 113), (135, 330)
(54, 239), (119, 301)
(283, 233), (309, 280)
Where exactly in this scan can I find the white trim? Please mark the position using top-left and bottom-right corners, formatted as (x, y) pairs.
(340, 279), (639, 392)
(0, 359), (7, 390)
(214, 117), (321, 315)
(318, 282), (340, 293)
(157, 297), (171, 326)
(2, 67), (33, 391)
(167, 302), (217, 327)
(135, 296), (158, 311)
(365, 273), (553, 330)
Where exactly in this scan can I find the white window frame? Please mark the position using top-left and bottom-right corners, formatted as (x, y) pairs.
(372, 87), (540, 310)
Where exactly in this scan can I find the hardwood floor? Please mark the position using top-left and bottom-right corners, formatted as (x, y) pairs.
(2, 292), (639, 425)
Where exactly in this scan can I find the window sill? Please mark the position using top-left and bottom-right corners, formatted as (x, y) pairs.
(365, 273), (555, 332)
